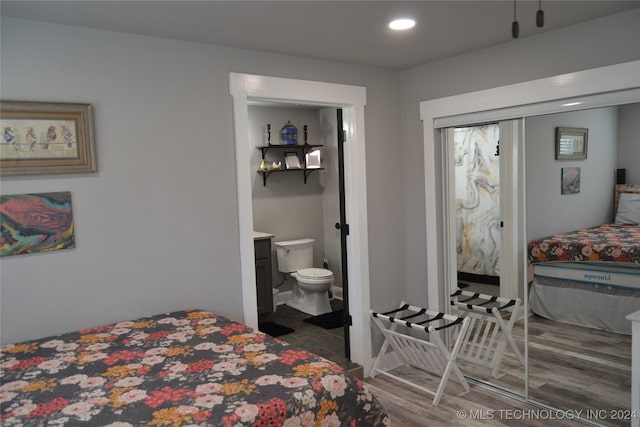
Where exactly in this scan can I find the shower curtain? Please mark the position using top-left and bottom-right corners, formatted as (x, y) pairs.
(454, 125), (500, 277)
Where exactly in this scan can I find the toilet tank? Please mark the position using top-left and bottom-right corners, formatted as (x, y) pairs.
(274, 238), (314, 273)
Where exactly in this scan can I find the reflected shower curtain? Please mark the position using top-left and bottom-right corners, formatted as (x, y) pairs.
(454, 125), (500, 276)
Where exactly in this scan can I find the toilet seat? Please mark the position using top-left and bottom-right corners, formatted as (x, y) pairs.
(297, 268), (333, 281)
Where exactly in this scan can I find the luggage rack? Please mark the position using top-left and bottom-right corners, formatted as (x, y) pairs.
(450, 289), (524, 377)
(369, 302), (471, 405)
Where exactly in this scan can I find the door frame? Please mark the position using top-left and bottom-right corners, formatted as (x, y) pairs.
(420, 60), (640, 314)
(443, 121), (522, 302)
(229, 73), (372, 366)
(336, 107), (352, 359)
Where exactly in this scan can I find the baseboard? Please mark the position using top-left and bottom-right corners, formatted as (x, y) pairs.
(331, 286), (343, 300)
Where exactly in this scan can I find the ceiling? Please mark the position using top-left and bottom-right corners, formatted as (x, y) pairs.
(2, 1), (638, 70)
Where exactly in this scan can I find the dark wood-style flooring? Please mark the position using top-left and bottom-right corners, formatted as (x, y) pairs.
(258, 299), (361, 375)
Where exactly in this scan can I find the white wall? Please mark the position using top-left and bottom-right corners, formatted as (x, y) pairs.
(399, 9), (640, 309)
(526, 108), (618, 240)
(617, 103), (640, 185)
(0, 17), (402, 344)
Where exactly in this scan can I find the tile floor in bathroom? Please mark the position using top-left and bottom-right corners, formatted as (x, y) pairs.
(258, 299), (362, 375)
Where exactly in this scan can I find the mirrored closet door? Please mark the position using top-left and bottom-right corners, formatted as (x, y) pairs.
(439, 105), (638, 427)
(442, 119), (526, 398)
(523, 105), (636, 427)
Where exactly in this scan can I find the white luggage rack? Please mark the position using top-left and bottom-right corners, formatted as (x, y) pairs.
(369, 302), (471, 405)
(450, 289), (524, 378)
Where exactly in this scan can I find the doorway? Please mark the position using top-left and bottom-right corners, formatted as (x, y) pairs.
(443, 121), (523, 304)
(229, 73), (373, 367)
(442, 120), (526, 397)
(447, 124), (502, 295)
(247, 104), (352, 367)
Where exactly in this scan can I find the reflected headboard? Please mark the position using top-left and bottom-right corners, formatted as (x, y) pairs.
(615, 184), (640, 213)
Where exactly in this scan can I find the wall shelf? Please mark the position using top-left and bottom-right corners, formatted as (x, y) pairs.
(258, 168), (325, 186)
(256, 143), (323, 186)
(257, 143), (323, 159)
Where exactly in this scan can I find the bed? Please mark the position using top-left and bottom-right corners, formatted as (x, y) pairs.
(0, 310), (389, 426)
(527, 184), (640, 334)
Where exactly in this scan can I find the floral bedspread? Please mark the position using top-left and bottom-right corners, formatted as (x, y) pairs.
(528, 223), (640, 265)
(0, 310), (389, 426)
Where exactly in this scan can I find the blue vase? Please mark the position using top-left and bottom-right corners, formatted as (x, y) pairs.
(280, 121), (298, 145)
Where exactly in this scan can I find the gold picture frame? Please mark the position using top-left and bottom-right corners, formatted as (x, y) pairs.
(555, 127), (588, 160)
(1, 101), (96, 176)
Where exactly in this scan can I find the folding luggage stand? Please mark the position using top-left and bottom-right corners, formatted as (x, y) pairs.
(369, 302), (471, 405)
(450, 289), (524, 377)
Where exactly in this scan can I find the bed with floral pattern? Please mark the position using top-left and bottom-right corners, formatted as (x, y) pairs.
(0, 310), (389, 426)
(526, 185), (640, 334)
(527, 223), (640, 265)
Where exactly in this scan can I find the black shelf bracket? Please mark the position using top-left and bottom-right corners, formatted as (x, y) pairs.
(260, 170), (275, 186)
(258, 168), (325, 186)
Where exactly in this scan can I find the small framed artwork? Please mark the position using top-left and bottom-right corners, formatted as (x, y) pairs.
(0, 191), (75, 256)
(284, 152), (301, 169)
(555, 127), (588, 160)
(562, 167), (581, 194)
(305, 149), (321, 169)
(1, 101), (96, 176)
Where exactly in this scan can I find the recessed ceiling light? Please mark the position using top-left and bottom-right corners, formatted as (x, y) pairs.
(389, 19), (415, 31)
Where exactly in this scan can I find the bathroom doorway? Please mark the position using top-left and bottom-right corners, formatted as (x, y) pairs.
(447, 124), (502, 296)
(230, 73), (372, 368)
(442, 122), (521, 302)
(248, 104), (352, 368)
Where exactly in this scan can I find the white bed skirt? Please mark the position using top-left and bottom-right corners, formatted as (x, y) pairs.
(530, 275), (640, 335)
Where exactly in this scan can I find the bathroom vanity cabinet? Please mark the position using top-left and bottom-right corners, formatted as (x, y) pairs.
(254, 235), (273, 314)
(256, 144), (325, 186)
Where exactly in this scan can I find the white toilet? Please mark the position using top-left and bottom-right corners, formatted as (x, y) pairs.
(274, 238), (333, 316)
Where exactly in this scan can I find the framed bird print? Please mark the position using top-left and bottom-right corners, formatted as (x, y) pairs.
(1, 101), (96, 176)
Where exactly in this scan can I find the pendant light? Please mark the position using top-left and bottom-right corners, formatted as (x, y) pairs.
(536, 0), (545, 27)
(511, 0), (519, 38)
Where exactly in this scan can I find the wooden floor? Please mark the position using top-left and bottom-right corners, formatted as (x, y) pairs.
(526, 315), (631, 427)
(261, 293), (632, 426)
(364, 367), (582, 426)
(363, 315), (631, 427)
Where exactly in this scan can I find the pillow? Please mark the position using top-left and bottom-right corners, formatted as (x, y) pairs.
(615, 192), (640, 225)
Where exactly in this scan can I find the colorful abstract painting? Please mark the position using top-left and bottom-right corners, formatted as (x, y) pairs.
(0, 192), (75, 256)
(562, 167), (581, 195)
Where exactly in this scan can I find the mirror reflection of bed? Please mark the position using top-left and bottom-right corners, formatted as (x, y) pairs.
(526, 183), (639, 425)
